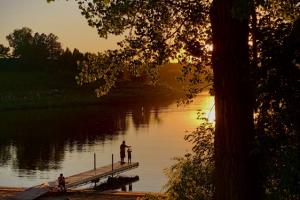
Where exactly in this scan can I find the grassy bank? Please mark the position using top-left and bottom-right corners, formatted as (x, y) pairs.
(0, 59), (182, 110)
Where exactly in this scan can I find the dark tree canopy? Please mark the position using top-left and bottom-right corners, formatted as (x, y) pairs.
(6, 27), (33, 59)
(253, 17), (300, 199)
(32, 32), (63, 60)
(64, 0), (213, 97)
(6, 27), (63, 60)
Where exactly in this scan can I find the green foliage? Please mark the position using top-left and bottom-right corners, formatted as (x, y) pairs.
(253, 9), (300, 199)
(76, 50), (125, 97)
(67, 0), (213, 97)
(164, 117), (214, 200)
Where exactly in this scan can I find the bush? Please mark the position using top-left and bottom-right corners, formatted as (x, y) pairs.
(164, 117), (214, 200)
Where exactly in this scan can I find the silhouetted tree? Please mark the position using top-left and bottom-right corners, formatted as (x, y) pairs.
(0, 44), (10, 58)
(6, 27), (63, 60)
(254, 17), (300, 199)
(210, 0), (259, 198)
(165, 9), (300, 200)
(6, 27), (33, 59)
(60, 47), (74, 67)
(32, 32), (63, 60)
(72, 48), (84, 63)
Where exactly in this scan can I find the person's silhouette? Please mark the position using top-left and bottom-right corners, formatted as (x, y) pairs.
(127, 147), (132, 163)
(120, 141), (130, 164)
(58, 173), (66, 192)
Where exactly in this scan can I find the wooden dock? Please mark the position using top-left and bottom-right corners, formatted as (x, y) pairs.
(7, 162), (139, 200)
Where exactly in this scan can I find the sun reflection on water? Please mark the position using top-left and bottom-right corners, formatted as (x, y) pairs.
(187, 95), (215, 127)
(205, 97), (215, 123)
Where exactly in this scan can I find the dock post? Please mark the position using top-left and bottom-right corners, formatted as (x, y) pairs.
(112, 154), (114, 177)
(94, 153), (96, 171)
(94, 153), (96, 188)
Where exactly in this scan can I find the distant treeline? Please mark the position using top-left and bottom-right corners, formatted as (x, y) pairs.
(0, 27), (184, 110)
(0, 27), (89, 70)
(1, 27), (164, 84)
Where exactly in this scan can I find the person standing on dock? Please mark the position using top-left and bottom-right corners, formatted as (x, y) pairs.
(127, 147), (132, 163)
(120, 141), (130, 164)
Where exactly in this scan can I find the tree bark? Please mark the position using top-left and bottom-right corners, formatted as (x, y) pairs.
(210, 0), (258, 199)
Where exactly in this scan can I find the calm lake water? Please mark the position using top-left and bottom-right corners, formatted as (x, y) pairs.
(0, 93), (214, 192)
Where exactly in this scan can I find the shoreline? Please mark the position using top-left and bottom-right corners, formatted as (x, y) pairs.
(0, 83), (182, 112)
(0, 187), (166, 200)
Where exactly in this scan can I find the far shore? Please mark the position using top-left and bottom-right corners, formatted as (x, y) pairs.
(0, 82), (182, 111)
(0, 60), (186, 111)
(0, 187), (166, 200)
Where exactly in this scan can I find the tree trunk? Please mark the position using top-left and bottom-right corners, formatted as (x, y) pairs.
(210, 0), (258, 199)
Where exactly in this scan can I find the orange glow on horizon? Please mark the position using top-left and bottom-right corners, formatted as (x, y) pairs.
(0, 0), (122, 53)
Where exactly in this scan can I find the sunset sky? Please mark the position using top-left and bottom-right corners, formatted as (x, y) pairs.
(0, 0), (122, 53)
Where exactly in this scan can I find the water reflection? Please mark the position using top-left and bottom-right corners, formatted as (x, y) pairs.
(0, 98), (174, 175)
(0, 94), (215, 191)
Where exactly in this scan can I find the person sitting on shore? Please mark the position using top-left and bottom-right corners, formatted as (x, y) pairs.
(58, 173), (66, 192)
